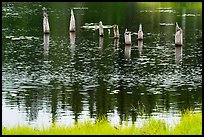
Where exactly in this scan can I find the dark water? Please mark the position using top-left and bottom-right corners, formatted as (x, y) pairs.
(2, 2), (202, 128)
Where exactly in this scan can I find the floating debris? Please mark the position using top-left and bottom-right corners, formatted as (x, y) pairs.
(33, 37), (39, 40)
(5, 12), (19, 16)
(81, 23), (114, 31)
(140, 10), (153, 13)
(131, 32), (137, 35)
(99, 25), (114, 29)
(160, 23), (174, 26)
(2, 7), (13, 12)
(11, 37), (21, 41)
(127, 91), (132, 94)
(158, 9), (175, 13)
(156, 7), (172, 10)
(7, 36), (39, 41)
(73, 7), (88, 10)
(10, 93), (17, 97)
(110, 89), (119, 94)
(182, 14), (196, 17)
(5, 36), (14, 39)
(19, 36), (26, 40)
(85, 23), (95, 26)
(81, 23), (98, 30)
(20, 85), (38, 89)
(25, 36), (33, 40)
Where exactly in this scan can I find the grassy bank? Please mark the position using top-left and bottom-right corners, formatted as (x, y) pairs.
(2, 111), (202, 135)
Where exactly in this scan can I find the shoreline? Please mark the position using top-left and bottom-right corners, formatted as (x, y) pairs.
(2, 111), (202, 135)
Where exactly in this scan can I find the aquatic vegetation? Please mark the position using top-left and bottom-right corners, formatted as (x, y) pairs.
(2, 111), (202, 135)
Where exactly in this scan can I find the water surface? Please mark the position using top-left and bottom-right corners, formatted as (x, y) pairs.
(2, 2), (202, 128)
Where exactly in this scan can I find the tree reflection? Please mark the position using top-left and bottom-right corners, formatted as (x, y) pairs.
(95, 78), (108, 119)
(88, 90), (96, 118)
(69, 82), (83, 124)
(49, 81), (58, 124)
(116, 80), (130, 124)
(24, 89), (43, 122)
(130, 86), (142, 124)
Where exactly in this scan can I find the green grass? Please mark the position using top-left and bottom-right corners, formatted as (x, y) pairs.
(2, 111), (202, 135)
(173, 111), (202, 135)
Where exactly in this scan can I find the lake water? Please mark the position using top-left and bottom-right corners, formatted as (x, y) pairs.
(2, 2), (202, 129)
